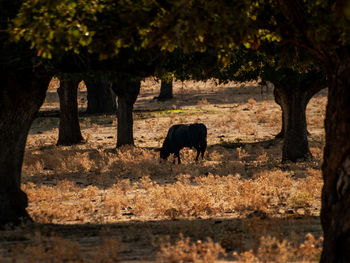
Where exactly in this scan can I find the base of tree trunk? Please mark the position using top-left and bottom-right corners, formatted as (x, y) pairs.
(0, 189), (33, 228)
(275, 130), (284, 139)
(281, 151), (313, 163)
(0, 68), (51, 227)
(154, 79), (173, 101)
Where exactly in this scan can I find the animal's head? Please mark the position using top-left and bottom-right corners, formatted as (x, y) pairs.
(160, 147), (170, 160)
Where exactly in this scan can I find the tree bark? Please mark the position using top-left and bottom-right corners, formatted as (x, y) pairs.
(321, 68), (350, 262)
(276, 84), (312, 162)
(0, 69), (51, 226)
(112, 76), (141, 147)
(85, 78), (116, 114)
(155, 78), (173, 101)
(57, 78), (84, 146)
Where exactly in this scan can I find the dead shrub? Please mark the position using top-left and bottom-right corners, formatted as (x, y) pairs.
(157, 234), (226, 263)
(234, 234), (322, 263)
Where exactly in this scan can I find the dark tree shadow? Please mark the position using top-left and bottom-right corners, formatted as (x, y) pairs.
(0, 216), (322, 262)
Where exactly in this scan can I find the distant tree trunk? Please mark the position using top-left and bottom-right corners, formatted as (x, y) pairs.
(275, 79), (326, 162)
(321, 68), (350, 262)
(85, 78), (116, 114)
(112, 76), (141, 147)
(57, 78), (84, 146)
(0, 69), (51, 226)
(155, 78), (173, 101)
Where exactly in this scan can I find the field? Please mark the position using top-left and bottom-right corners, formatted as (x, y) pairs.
(0, 78), (327, 262)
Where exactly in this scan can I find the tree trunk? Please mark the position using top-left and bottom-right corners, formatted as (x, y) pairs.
(276, 84), (311, 162)
(85, 78), (116, 114)
(155, 78), (173, 101)
(273, 75), (326, 162)
(0, 70), (51, 226)
(321, 69), (350, 262)
(112, 77), (141, 147)
(273, 87), (285, 138)
(57, 78), (84, 146)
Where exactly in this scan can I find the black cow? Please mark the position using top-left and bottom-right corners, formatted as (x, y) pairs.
(160, 123), (207, 164)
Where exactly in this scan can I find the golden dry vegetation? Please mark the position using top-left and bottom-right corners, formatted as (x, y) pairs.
(0, 78), (327, 262)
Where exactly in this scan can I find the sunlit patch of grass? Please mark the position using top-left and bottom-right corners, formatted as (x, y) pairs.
(22, 166), (322, 224)
(307, 95), (327, 128)
(147, 108), (216, 117)
(287, 169), (322, 211)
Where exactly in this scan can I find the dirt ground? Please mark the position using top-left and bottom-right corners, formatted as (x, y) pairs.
(0, 78), (327, 262)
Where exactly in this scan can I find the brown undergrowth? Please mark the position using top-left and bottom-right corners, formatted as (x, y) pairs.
(22, 145), (322, 224)
(156, 233), (322, 263)
(2, 233), (120, 263)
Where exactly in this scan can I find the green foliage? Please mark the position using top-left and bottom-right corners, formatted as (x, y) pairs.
(10, 0), (256, 60)
(11, 0), (102, 58)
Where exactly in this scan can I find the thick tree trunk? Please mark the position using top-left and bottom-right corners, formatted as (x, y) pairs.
(0, 70), (51, 226)
(112, 77), (141, 147)
(155, 79), (173, 101)
(321, 69), (350, 262)
(276, 85), (311, 162)
(273, 76), (326, 162)
(57, 78), (84, 146)
(85, 78), (116, 114)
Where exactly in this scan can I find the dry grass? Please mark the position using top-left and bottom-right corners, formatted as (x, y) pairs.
(2, 233), (120, 263)
(21, 159), (322, 224)
(155, 233), (322, 263)
(157, 234), (226, 263)
(1, 79), (327, 262)
(234, 233), (322, 263)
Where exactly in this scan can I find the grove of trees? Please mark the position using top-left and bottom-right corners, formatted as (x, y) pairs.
(1, 1), (350, 261)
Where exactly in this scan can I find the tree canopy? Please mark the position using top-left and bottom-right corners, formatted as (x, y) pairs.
(11, 1), (254, 61)
(11, 0), (349, 79)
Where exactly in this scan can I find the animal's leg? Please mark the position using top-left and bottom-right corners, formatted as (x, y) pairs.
(176, 151), (181, 164)
(200, 141), (207, 159)
(194, 146), (200, 161)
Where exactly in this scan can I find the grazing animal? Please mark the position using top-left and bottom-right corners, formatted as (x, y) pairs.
(160, 123), (207, 164)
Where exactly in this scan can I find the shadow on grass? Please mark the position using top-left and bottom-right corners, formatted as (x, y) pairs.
(0, 216), (322, 262)
(216, 137), (281, 150)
